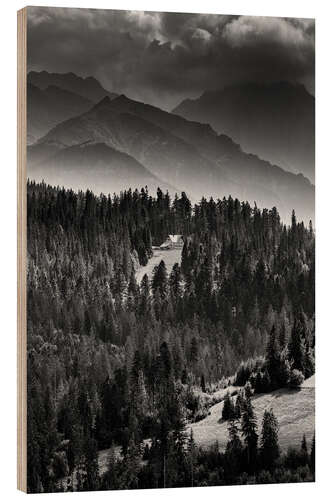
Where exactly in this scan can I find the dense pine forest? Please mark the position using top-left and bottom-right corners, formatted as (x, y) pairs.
(27, 181), (315, 492)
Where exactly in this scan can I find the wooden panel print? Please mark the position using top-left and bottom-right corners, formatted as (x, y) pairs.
(17, 6), (315, 493)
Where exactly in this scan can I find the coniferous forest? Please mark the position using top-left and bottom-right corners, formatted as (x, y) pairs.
(27, 181), (315, 493)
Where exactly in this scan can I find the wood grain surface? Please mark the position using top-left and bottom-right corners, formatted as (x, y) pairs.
(17, 7), (27, 493)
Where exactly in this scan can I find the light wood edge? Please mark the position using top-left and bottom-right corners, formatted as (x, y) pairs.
(17, 7), (27, 493)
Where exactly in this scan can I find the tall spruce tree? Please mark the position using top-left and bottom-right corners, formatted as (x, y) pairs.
(225, 417), (243, 480)
(266, 325), (281, 388)
(260, 409), (280, 469)
(222, 391), (234, 421)
(289, 318), (306, 374)
(152, 260), (168, 299)
(241, 395), (258, 470)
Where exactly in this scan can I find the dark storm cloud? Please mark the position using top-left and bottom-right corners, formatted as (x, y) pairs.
(27, 7), (315, 110)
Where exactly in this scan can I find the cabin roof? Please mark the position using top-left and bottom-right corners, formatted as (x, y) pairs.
(160, 234), (183, 248)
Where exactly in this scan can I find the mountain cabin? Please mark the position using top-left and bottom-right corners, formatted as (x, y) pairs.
(160, 235), (184, 250)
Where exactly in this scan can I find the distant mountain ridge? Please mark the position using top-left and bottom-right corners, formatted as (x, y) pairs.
(28, 91), (314, 223)
(27, 83), (94, 144)
(27, 71), (118, 144)
(28, 70), (118, 103)
(29, 95), (224, 200)
(28, 141), (174, 196)
(173, 82), (315, 183)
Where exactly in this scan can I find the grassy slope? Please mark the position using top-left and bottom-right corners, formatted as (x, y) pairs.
(98, 376), (315, 475)
(135, 247), (182, 283)
(188, 375), (315, 453)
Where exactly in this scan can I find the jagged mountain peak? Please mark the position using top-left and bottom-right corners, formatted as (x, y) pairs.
(93, 95), (112, 108)
(174, 81), (315, 183)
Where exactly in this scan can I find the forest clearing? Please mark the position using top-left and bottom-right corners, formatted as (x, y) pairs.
(97, 375), (315, 475)
(135, 247), (182, 283)
(188, 375), (315, 453)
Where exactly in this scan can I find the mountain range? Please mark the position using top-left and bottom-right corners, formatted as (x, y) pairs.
(27, 83), (93, 144)
(27, 71), (118, 144)
(27, 72), (314, 224)
(173, 82), (315, 183)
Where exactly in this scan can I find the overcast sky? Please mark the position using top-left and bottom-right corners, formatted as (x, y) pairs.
(27, 7), (315, 110)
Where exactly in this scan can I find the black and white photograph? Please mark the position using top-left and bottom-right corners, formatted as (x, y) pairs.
(22, 5), (315, 493)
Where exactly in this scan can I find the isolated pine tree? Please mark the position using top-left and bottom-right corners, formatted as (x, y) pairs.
(200, 374), (206, 393)
(260, 409), (280, 469)
(222, 391), (234, 421)
(241, 396), (258, 470)
(289, 317), (306, 374)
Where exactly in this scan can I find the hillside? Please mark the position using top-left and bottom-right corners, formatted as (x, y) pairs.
(28, 142), (174, 195)
(173, 82), (315, 183)
(188, 376), (315, 453)
(29, 93), (314, 223)
(27, 182), (315, 492)
(28, 97), (227, 202)
(97, 375), (315, 476)
(27, 83), (93, 144)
